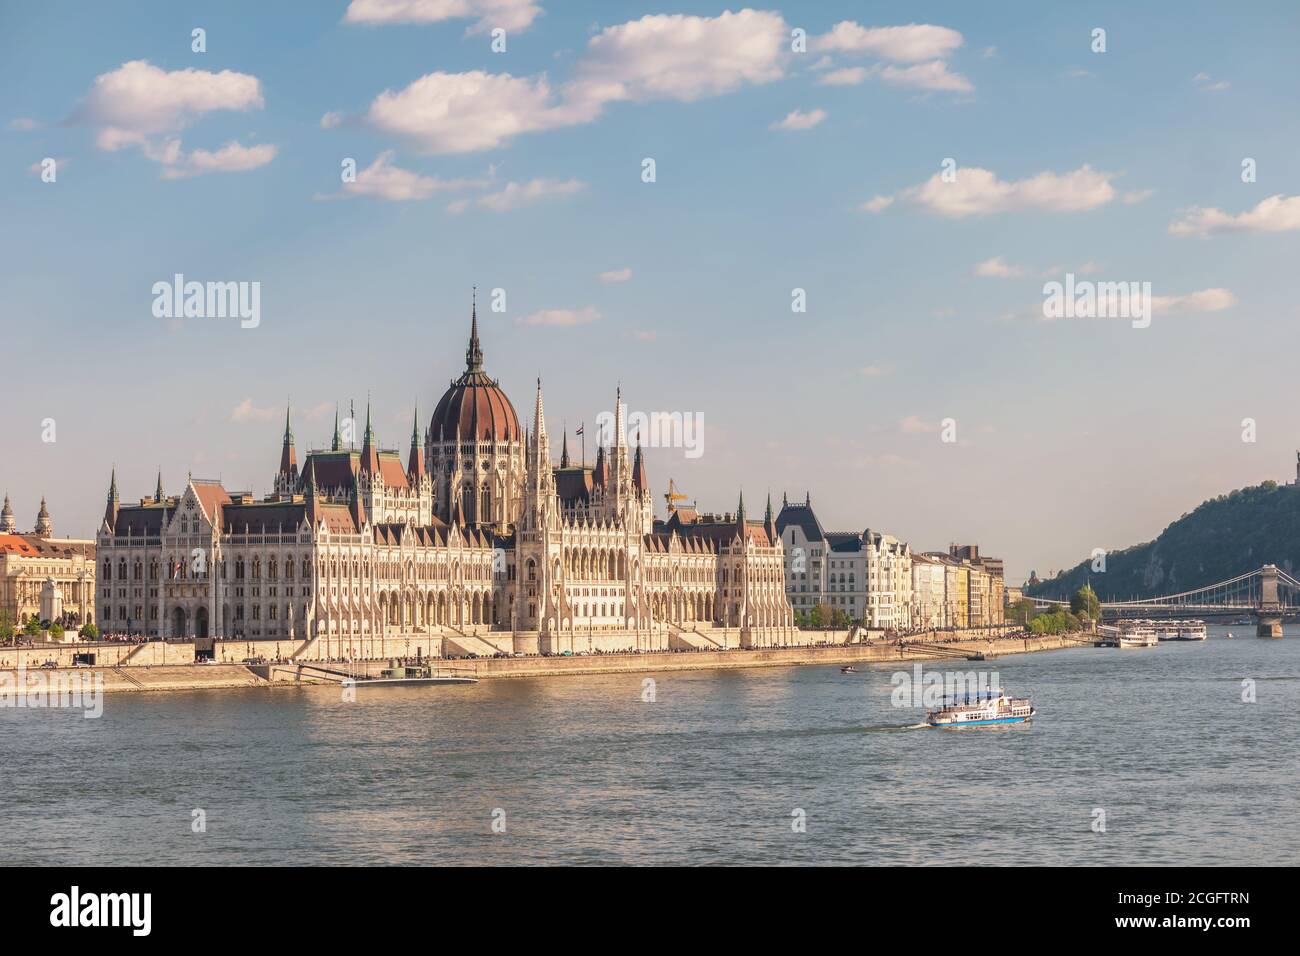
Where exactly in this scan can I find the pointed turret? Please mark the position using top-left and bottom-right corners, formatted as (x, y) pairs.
(631, 436), (648, 496)
(279, 400), (297, 485)
(360, 399), (379, 476)
(764, 492), (777, 544)
(154, 470), (164, 504)
(532, 376), (548, 466)
(592, 444), (608, 489)
(331, 405), (342, 452)
(560, 428), (570, 468)
(466, 286), (484, 373)
(407, 402), (425, 480)
(736, 490), (746, 527)
(1, 493), (15, 533)
(103, 469), (119, 531)
(34, 496), (51, 537)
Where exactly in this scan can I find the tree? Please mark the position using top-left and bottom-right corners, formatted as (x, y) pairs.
(1071, 585), (1101, 621)
(80, 621), (100, 640)
(1007, 599), (1035, 626)
(807, 605), (826, 628)
(0, 610), (13, 644)
(49, 622), (65, 640)
(23, 617), (41, 637)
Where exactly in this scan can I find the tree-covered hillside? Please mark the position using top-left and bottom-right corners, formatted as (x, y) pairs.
(1024, 480), (1300, 600)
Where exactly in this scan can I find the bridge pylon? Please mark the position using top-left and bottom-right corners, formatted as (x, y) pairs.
(1255, 564), (1284, 638)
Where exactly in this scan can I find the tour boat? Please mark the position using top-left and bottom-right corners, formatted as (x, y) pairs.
(840, 665), (858, 674)
(925, 690), (1035, 728)
(352, 664), (478, 687)
(1170, 620), (1208, 641)
(1116, 621), (1159, 648)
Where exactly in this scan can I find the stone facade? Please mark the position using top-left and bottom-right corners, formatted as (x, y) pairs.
(0, 495), (95, 629)
(775, 493), (912, 628)
(94, 309), (794, 653)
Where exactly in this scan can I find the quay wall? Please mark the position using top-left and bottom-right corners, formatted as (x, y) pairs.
(0, 629), (1071, 695)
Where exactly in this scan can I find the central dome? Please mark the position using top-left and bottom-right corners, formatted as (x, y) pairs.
(429, 304), (521, 443)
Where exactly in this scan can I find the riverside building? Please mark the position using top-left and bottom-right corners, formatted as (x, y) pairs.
(94, 305), (794, 657)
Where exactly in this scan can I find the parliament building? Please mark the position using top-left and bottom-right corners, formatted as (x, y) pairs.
(95, 305), (794, 657)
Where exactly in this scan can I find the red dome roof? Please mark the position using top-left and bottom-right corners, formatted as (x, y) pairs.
(429, 305), (521, 443)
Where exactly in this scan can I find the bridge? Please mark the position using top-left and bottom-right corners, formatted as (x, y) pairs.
(1029, 564), (1299, 637)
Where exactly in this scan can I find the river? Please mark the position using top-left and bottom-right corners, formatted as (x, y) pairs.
(4, 626), (1295, 865)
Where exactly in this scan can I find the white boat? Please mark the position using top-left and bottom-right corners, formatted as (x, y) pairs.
(1153, 618), (1206, 641)
(926, 690), (1035, 728)
(350, 663), (478, 686)
(1118, 628), (1159, 648)
(1171, 620), (1207, 641)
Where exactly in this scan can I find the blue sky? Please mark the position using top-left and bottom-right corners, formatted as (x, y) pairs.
(3, 1), (1299, 582)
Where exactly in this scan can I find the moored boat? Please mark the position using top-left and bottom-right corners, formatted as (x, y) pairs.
(925, 690), (1035, 728)
(351, 663), (478, 686)
(840, 665), (857, 674)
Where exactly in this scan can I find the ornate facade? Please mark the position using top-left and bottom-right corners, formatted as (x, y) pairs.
(95, 307), (793, 655)
(0, 495), (95, 629)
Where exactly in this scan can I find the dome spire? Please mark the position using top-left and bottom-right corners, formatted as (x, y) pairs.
(466, 286), (484, 373)
(0, 493), (14, 533)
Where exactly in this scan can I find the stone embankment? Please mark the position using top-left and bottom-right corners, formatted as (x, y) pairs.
(0, 630), (1081, 695)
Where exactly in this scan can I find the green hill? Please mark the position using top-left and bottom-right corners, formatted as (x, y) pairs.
(1024, 479), (1300, 601)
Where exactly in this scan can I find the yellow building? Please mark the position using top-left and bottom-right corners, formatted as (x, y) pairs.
(0, 495), (96, 630)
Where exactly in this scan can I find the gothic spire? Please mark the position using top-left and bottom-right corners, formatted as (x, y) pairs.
(155, 470), (164, 503)
(466, 287), (484, 373)
(331, 404), (342, 452)
(560, 426), (570, 468)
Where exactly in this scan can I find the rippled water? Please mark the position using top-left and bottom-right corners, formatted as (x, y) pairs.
(3, 626), (1297, 865)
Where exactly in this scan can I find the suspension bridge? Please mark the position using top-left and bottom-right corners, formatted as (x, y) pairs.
(1029, 564), (1300, 637)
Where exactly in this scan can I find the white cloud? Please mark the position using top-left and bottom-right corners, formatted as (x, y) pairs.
(357, 70), (582, 154)
(877, 60), (972, 93)
(599, 267), (633, 283)
(1150, 288), (1236, 314)
(27, 158), (69, 176)
(883, 164), (1116, 218)
(1168, 194), (1300, 238)
(343, 0), (542, 33)
(770, 108), (826, 131)
(75, 60), (264, 147)
(818, 67), (869, 87)
(338, 11), (788, 154)
(231, 398), (278, 423)
(449, 177), (584, 213)
(160, 141), (277, 179)
(518, 306), (602, 327)
(974, 256), (1024, 278)
(320, 151), (486, 201)
(860, 195), (894, 213)
(1193, 72), (1230, 92)
(814, 22), (963, 62)
(567, 10), (787, 108)
(899, 415), (940, 434)
(70, 60), (272, 177)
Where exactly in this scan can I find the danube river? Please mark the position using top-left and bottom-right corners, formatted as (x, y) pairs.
(4, 626), (1297, 865)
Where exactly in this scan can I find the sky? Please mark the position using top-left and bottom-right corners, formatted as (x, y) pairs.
(2, 1), (1299, 584)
